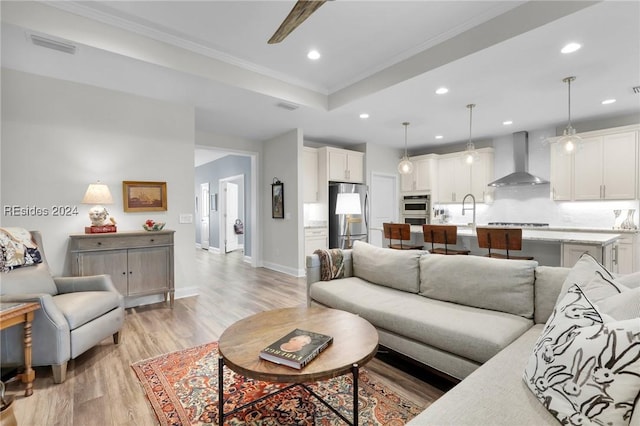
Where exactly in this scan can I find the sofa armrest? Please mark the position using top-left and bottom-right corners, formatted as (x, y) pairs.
(54, 274), (120, 295)
(0, 293), (69, 330)
(0, 293), (71, 365)
(305, 249), (353, 306)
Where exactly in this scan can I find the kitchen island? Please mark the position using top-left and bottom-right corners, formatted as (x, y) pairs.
(407, 225), (621, 270)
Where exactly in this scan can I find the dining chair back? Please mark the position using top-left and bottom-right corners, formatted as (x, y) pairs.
(476, 227), (534, 260)
(383, 223), (423, 250)
(422, 224), (470, 255)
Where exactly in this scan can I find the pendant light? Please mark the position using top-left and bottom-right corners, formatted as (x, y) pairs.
(557, 76), (581, 154)
(397, 122), (414, 174)
(463, 104), (479, 165)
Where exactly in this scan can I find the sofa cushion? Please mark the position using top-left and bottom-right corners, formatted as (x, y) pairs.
(53, 291), (121, 330)
(310, 277), (533, 364)
(408, 325), (557, 426)
(351, 240), (424, 293)
(419, 254), (536, 319)
(523, 284), (640, 426)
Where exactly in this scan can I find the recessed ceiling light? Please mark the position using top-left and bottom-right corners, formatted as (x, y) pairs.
(435, 87), (449, 95)
(503, 120), (513, 125)
(601, 99), (616, 105)
(307, 49), (321, 60)
(561, 42), (581, 54)
(359, 113), (369, 119)
(435, 135), (443, 140)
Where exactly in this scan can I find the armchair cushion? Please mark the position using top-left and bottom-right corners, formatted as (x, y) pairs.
(53, 291), (121, 330)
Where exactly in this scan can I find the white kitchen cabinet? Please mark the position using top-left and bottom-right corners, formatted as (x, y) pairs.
(303, 147), (319, 202)
(550, 126), (638, 201)
(400, 154), (438, 194)
(436, 148), (494, 203)
(574, 132), (637, 200)
(326, 147), (364, 183)
(549, 142), (573, 201)
(305, 228), (328, 257)
(562, 242), (614, 271)
(616, 233), (639, 274)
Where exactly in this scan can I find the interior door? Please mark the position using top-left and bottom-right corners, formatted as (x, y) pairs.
(370, 173), (397, 247)
(224, 181), (239, 253)
(200, 182), (210, 249)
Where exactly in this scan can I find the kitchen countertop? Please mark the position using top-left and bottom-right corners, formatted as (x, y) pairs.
(410, 225), (621, 246)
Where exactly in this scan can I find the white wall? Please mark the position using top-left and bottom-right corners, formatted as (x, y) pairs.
(262, 129), (304, 276)
(1, 69), (198, 300)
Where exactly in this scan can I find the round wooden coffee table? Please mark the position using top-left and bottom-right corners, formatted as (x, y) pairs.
(218, 306), (378, 425)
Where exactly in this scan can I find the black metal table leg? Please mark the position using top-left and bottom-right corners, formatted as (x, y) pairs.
(218, 356), (224, 426)
(352, 363), (359, 426)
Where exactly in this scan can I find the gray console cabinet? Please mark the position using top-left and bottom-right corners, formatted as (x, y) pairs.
(69, 230), (175, 307)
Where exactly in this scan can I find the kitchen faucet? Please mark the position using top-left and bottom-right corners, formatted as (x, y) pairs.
(462, 193), (476, 228)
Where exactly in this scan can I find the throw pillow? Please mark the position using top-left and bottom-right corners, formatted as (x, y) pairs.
(523, 284), (640, 426)
(597, 286), (640, 321)
(0, 227), (42, 272)
(582, 270), (629, 304)
(617, 271), (640, 290)
(556, 252), (614, 305)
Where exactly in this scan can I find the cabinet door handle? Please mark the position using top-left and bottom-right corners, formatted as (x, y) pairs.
(97, 242), (102, 246)
(150, 239), (155, 242)
(122, 272), (126, 275)
(602, 185), (606, 199)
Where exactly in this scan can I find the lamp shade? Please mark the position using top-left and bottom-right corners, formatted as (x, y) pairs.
(335, 193), (361, 215)
(81, 183), (113, 204)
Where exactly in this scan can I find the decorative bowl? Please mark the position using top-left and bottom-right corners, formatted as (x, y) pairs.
(143, 222), (165, 231)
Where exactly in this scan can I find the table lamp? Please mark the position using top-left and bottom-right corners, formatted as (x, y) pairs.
(335, 193), (361, 249)
(81, 181), (116, 233)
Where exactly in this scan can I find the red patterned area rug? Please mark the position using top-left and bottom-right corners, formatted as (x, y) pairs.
(131, 342), (424, 425)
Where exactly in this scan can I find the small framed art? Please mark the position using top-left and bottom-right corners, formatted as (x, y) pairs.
(123, 181), (167, 212)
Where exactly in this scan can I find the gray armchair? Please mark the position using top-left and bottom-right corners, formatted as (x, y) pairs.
(0, 231), (124, 383)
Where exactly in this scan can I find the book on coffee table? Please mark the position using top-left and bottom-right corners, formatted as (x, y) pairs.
(259, 328), (333, 369)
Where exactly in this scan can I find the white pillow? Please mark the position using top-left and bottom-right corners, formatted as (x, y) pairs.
(523, 284), (640, 426)
(556, 253), (615, 304)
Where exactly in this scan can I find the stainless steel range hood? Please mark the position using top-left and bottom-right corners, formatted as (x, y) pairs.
(487, 131), (549, 187)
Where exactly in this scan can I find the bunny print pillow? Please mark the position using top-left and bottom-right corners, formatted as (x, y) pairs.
(523, 284), (640, 425)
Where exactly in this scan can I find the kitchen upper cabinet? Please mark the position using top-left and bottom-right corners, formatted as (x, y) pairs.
(550, 142), (573, 201)
(436, 148), (494, 203)
(303, 147), (319, 203)
(325, 147), (364, 183)
(550, 126), (638, 201)
(400, 154), (438, 194)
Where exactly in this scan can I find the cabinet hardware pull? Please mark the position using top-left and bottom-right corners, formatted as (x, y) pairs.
(97, 242), (102, 246)
(150, 239), (155, 242)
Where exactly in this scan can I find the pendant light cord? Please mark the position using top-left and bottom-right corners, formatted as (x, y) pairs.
(467, 104), (475, 148)
(402, 122), (409, 156)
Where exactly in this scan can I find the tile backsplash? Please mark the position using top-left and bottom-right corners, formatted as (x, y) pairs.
(434, 184), (639, 230)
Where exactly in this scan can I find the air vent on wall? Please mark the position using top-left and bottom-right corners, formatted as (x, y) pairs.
(276, 102), (299, 111)
(633, 86), (640, 94)
(30, 33), (77, 55)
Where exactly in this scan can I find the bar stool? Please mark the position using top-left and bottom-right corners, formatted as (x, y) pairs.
(383, 223), (423, 250)
(422, 224), (470, 255)
(476, 227), (534, 260)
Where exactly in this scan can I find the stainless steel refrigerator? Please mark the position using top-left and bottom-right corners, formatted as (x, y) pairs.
(328, 182), (369, 249)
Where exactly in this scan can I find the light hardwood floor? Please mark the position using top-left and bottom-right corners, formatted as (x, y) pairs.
(5, 248), (446, 425)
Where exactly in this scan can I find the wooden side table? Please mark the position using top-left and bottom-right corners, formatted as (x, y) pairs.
(0, 302), (41, 396)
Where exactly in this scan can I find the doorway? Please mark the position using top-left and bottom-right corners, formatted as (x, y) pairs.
(200, 182), (210, 250)
(370, 172), (398, 247)
(219, 175), (245, 254)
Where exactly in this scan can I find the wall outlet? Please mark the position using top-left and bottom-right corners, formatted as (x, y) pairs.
(179, 214), (193, 224)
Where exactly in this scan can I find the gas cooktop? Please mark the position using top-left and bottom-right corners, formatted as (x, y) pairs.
(487, 222), (549, 227)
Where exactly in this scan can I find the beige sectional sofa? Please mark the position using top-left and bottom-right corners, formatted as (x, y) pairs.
(306, 241), (640, 425)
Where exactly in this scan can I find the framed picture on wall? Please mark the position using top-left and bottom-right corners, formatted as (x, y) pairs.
(271, 181), (284, 219)
(123, 181), (167, 212)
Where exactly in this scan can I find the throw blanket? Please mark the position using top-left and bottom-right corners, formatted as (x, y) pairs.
(0, 227), (42, 272)
(313, 249), (344, 281)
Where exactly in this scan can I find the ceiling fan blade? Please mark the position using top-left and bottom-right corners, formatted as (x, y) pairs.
(268, 0), (327, 44)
